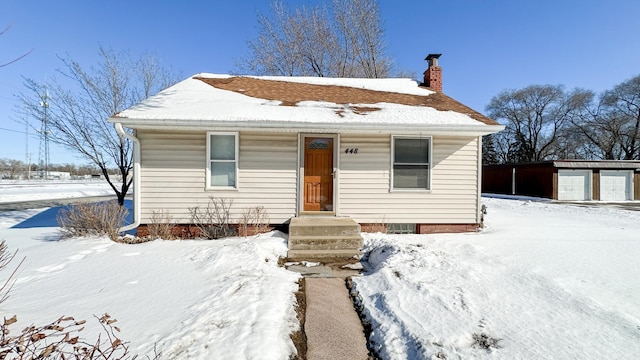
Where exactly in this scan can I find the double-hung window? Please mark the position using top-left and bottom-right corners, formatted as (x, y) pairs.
(207, 132), (238, 188)
(392, 136), (431, 190)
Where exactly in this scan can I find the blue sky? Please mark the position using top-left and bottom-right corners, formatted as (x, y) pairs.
(2, 0), (640, 165)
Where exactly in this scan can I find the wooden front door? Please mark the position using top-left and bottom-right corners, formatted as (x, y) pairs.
(304, 137), (334, 211)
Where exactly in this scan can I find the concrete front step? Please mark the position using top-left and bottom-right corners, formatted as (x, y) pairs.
(287, 249), (361, 258)
(289, 235), (363, 250)
(288, 217), (363, 258)
(289, 217), (362, 237)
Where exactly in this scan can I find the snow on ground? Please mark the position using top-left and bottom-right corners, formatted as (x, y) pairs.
(0, 210), (301, 359)
(0, 180), (115, 203)
(2, 184), (640, 359)
(352, 198), (640, 360)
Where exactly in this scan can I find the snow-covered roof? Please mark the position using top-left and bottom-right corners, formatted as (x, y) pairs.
(110, 73), (503, 135)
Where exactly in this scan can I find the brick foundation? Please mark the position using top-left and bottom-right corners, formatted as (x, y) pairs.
(416, 223), (479, 234)
(359, 223), (388, 233)
(359, 223), (480, 234)
(136, 224), (274, 239)
(136, 222), (479, 238)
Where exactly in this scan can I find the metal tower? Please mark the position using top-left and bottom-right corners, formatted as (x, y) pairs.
(38, 90), (50, 180)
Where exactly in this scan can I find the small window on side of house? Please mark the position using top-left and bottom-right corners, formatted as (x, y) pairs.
(387, 223), (416, 234)
(207, 132), (238, 189)
(392, 136), (431, 190)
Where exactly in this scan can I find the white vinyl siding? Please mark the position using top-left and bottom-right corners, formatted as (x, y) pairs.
(138, 130), (298, 223)
(557, 169), (592, 201)
(338, 135), (480, 224)
(138, 130), (482, 225)
(600, 170), (633, 201)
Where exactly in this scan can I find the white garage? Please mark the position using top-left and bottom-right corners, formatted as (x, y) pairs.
(558, 169), (592, 201)
(600, 170), (633, 201)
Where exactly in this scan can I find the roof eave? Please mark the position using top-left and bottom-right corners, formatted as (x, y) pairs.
(108, 117), (504, 136)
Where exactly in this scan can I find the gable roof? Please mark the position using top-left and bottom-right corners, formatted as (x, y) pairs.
(110, 74), (503, 135)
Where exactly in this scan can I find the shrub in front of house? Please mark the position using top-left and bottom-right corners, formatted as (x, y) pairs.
(188, 197), (235, 239)
(57, 201), (127, 241)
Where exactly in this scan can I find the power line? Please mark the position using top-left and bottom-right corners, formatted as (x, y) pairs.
(0, 126), (39, 138)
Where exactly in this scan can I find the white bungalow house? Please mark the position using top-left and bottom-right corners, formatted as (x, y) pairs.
(108, 55), (503, 255)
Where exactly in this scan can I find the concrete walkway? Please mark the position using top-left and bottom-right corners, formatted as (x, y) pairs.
(305, 278), (370, 360)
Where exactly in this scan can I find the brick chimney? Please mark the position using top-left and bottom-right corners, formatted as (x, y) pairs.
(423, 53), (442, 92)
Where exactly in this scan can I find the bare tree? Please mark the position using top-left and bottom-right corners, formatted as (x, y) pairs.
(0, 24), (33, 68)
(600, 75), (640, 159)
(486, 85), (589, 162)
(20, 47), (179, 205)
(567, 90), (625, 160)
(239, 0), (391, 78)
(332, 0), (390, 78)
(243, 2), (325, 76)
(568, 75), (640, 160)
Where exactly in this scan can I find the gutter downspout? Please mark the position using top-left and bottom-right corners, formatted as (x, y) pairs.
(477, 135), (483, 225)
(114, 123), (141, 233)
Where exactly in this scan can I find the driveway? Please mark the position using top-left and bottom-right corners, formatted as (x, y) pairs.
(555, 201), (640, 211)
(0, 195), (119, 212)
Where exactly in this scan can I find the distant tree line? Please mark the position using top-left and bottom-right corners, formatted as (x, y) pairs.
(0, 158), (112, 180)
(483, 74), (640, 164)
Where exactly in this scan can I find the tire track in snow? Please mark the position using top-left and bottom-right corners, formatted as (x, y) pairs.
(16, 241), (113, 284)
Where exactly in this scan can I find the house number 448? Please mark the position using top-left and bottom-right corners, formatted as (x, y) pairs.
(344, 148), (359, 154)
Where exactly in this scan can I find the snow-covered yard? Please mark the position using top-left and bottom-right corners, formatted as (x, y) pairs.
(353, 197), (640, 359)
(0, 183), (639, 359)
(0, 210), (301, 358)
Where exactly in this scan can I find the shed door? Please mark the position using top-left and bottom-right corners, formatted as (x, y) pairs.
(303, 137), (334, 211)
(600, 170), (632, 201)
(558, 170), (591, 201)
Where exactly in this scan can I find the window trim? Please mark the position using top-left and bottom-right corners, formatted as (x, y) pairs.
(390, 135), (432, 191)
(206, 131), (239, 190)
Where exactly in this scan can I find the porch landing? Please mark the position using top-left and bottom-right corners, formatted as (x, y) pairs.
(287, 217), (363, 258)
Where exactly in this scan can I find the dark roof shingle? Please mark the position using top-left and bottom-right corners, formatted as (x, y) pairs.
(195, 76), (498, 125)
